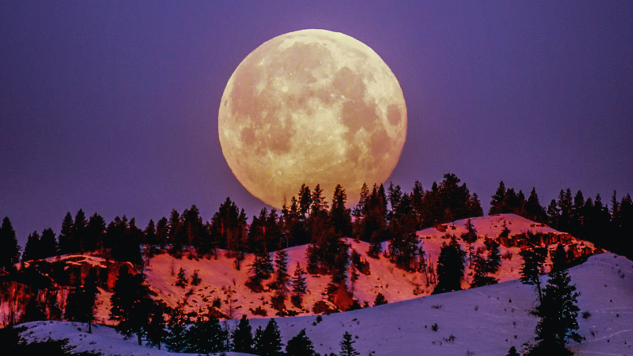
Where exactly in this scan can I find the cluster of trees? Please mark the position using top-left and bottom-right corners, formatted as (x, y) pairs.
(490, 182), (633, 259)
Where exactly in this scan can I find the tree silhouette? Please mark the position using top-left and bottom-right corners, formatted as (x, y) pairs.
(109, 266), (154, 345)
(232, 315), (254, 353)
(339, 331), (360, 356)
(0, 217), (20, 272)
(286, 329), (317, 356)
(433, 237), (466, 294)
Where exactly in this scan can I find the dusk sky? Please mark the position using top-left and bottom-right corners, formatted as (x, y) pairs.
(2, 1), (632, 245)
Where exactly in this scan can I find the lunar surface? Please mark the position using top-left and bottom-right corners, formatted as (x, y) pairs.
(218, 29), (407, 208)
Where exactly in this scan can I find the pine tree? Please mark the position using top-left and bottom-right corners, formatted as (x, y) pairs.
(255, 318), (284, 356)
(72, 209), (88, 253)
(551, 243), (568, 273)
(0, 217), (21, 272)
(339, 331), (360, 356)
(232, 315), (254, 353)
(253, 326), (264, 355)
(373, 293), (388, 306)
(109, 266), (154, 345)
(58, 212), (74, 255)
(532, 268), (582, 354)
(489, 181), (507, 215)
(470, 251), (497, 287)
(175, 267), (188, 288)
(184, 313), (228, 354)
(22, 231), (41, 262)
(273, 249), (289, 293)
(85, 213), (106, 253)
(286, 329), (317, 356)
(247, 249), (273, 292)
(525, 188), (546, 223)
(291, 262), (307, 307)
(145, 303), (167, 350)
(432, 237), (466, 294)
(520, 244), (547, 304)
(486, 238), (502, 274)
(190, 269), (202, 286)
(65, 269), (99, 332)
(506, 346), (520, 356)
(330, 184), (352, 237)
(165, 309), (189, 352)
(39, 228), (58, 259)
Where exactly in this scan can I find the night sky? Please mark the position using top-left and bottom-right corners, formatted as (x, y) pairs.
(2, 1), (632, 245)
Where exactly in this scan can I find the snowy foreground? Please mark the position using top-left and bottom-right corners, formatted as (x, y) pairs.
(19, 252), (633, 356)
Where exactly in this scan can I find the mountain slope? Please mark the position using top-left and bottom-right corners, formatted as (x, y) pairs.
(19, 252), (633, 355)
(141, 214), (596, 321)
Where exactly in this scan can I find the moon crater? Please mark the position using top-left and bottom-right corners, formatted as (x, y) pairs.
(219, 29), (407, 208)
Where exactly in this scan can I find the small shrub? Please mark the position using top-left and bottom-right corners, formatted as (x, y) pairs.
(212, 297), (222, 308)
(190, 269), (202, 286)
(431, 323), (438, 331)
(431, 304), (442, 309)
(249, 306), (267, 317)
(374, 293), (388, 306)
(582, 311), (591, 319)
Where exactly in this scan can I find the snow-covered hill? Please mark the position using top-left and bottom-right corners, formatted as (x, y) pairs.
(19, 252), (633, 355)
(138, 214), (596, 321)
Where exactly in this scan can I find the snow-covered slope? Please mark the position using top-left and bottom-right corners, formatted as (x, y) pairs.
(19, 252), (633, 356)
(140, 214), (596, 321)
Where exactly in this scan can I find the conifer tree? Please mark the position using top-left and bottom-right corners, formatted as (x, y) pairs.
(520, 245), (547, 304)
(273, 249), (289, 292)
(165, 309), (189, 352)
(175, 267), (188, 288)
(232, 315), (254, 353)
(339, 331), (360, 356)
(65, 269), (99, 332)
(291, 262), (307, 307)
(253, 326), (264, 355)
(551, 243), (568, 273)
(184, 313), (228, 354)
(286, 329), (317, 356)
(0, 217), (21, 272)
(85, 213), (106, 252)
(485, 238), (502, 274)
(145, 303), (167, 350)
(72, 209), (88, 253)
(506, 346), (520, 356)
(144, 219), (159, 258)
(525, 188), (547, 223)
(39, 228), (58, 259)
(432, 237), (466, 294)
(470, 251), (497, 287)
(109, 266), (154, 345)
(190, 269), (202, 286)
(373, 293), (388, 306)
(58, 212), (73, 255)
(255, 318), (284, 356)
(489, 181), (507, 214)
(22, 231), (41, 262)
(247, 249), (273, 292)
(547, 199), (560, 229)
(331, 184), (352, 237)
(531, 268), (582, 355)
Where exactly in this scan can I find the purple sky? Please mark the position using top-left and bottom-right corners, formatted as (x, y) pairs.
(1, 1), (632, 245)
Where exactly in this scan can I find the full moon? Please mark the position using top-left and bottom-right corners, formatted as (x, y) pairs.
(218, 29), (407, 208)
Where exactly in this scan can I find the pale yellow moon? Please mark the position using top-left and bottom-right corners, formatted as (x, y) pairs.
(218, 29), (407, 208)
